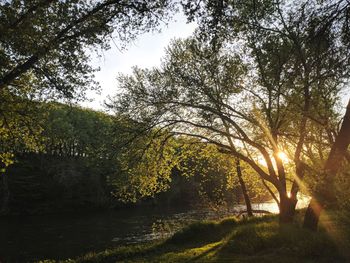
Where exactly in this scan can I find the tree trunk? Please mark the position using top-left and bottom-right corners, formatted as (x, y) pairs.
(236, 158), (253, 217)
(279, 194), (297, 224)
(303, 198), (322, 231)
(303, 99), (350, 230)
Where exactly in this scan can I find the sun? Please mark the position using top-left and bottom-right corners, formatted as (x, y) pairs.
(277, 151), (289, 162)
(257, 151), (289, 167)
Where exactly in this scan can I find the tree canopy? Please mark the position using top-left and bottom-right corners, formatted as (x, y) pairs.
(112, 0), (350, 224)
(0, 0), (174, 98)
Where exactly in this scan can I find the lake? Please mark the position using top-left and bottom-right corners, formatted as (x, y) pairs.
(0, 199), (308, 262)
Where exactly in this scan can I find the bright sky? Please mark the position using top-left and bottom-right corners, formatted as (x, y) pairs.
(81, 13), (197, 110)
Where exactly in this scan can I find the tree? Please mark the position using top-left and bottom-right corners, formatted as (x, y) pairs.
(303, 99), (350, 230)
(113, 38), (292, 222)
(113, 0), (350, 221)
(179, 0), (350, 225)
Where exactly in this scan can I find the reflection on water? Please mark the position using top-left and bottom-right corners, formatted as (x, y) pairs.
(0, 197), (310, 262)
(250, 194), (310, 214)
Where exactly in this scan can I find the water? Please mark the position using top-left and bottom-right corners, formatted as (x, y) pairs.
(0, 199), (309, 262)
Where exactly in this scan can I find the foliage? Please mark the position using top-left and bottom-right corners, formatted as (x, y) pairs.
(109, 134), (233, 204)
(0, 0), (174, 97)
(110, 133), (182, 202)
(176, 143), (236, 207)
(42, 103), (115, 158)
(0, 87), (44, 171)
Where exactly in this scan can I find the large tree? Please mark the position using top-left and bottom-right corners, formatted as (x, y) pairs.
(114, 38), (293, 222)
(113, 0), (350, 221)
(179, 0), (350, 227)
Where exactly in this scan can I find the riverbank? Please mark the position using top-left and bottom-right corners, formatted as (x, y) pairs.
(0, 206), (272, 261)
(43, 211), (350, 262)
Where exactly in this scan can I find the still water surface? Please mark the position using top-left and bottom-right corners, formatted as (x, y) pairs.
(0, 200), (308, 262)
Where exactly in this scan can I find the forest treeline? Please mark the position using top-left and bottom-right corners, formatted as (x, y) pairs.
(1, 102), (268, 215)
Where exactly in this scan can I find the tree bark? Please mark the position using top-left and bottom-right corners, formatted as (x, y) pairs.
(279, 193), (297, 224)
(303, 99), (350, 230)
(235, 158), (253, 217)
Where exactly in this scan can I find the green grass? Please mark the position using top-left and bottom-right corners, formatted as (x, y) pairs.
(40, 212), (350, 263)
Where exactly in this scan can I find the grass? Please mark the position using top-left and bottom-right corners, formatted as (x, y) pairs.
(40, 211), (350, 263)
